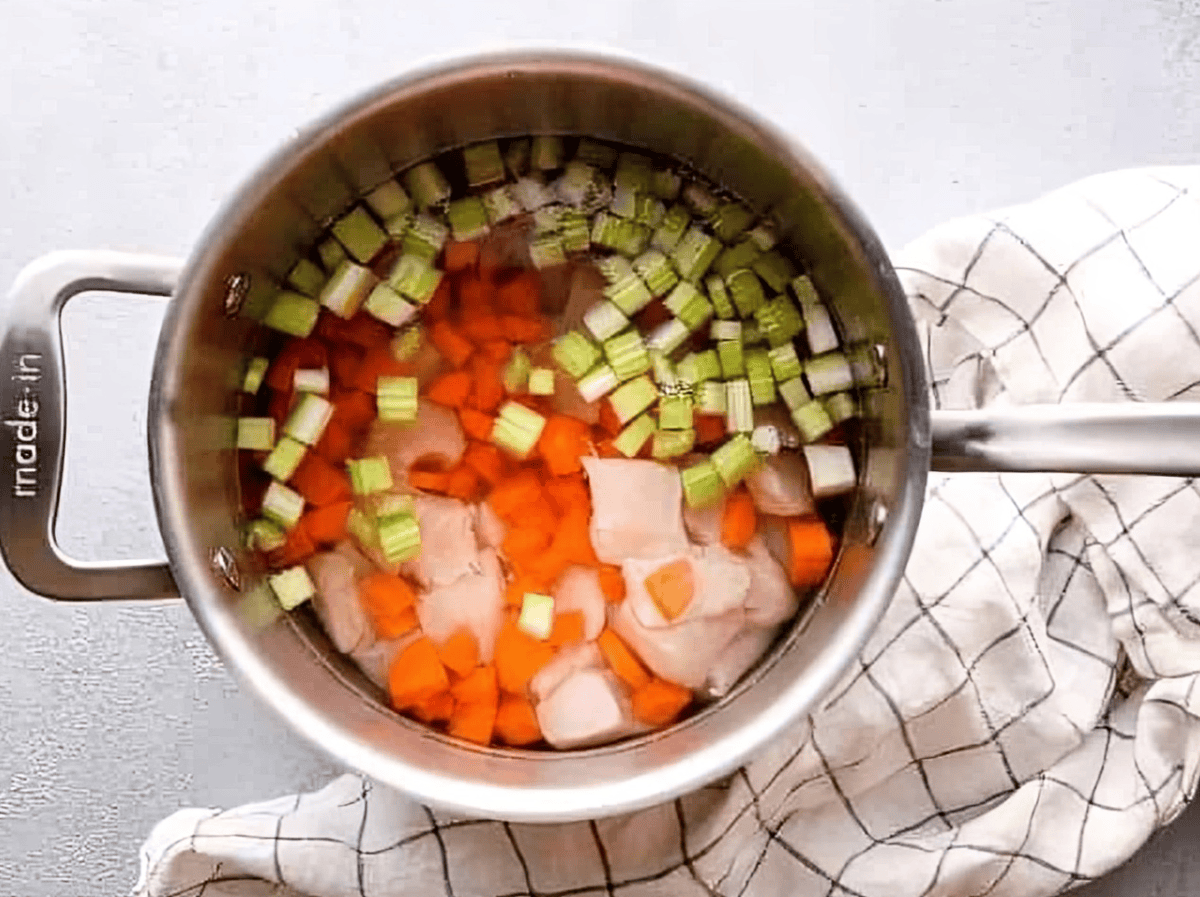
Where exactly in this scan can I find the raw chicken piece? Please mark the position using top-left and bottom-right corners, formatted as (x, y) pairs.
(556, 263), (606, 336)
(753, 404), (802, 447)
(410, 337), (447, 387)
(351, 632), (418, 692)
(364, 399), (467, 485)
(743, 537), (800, 626)
(611, 598), (745, 689)
(682, 498), (724, 546)
(529, 642), (604, 703)
(551, 366), (600, 425)
(702, 624), (780, 699)
(758, 515), (792, 569)
(746, 452), (815, 517)
(473, 501), (507, 553)
(307, 546), (373, 654)
(582, 458), (689, 564)
(536, 668), (638, 749)
(622, 546), (750, 630)
(479, 219), (534, 271)
(416, 549), (505, 663)
(552, 566), (608, 641)
(402, 495), (481, 589)
(537, 262), (577, 316)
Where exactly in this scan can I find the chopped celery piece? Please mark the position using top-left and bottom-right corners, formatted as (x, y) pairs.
(725, 379), (754, 432)
(532, 135), (564, 171)
(682, 181), (719, 216)
(718, 340), (745, 378)
(756, 294), (805, 347)
(369, 492), (415, 521)
(332, 205), (388, 264)
(319, 261), (377, 319)
(742, 320), (765, 345)
(652, 168), (683, 200)
(609, 184), (639, 219)
(402, 213), (449, 261)
(825, 392), (859, 424)
(575, 138), (617, 168)
(597, 254), (634, 284)
(528, 368), (556, 396)
(712, 433), (759, 486)
(727, 268), (766, 317)
(712, 324), (743, 350)
(583, 301), (630, 342)
(792, 400), (835, 442)
(365, 180), (411, 220)
(242, 357), (269, 395)
(751, 425), (782, 456)
(705, 274), (736, 319)
(262, 481), (305, 530)
(384, 210), (414, 239)
(791, 274), (820, 305)
(604, 271), (653, 316)
(848, 344), (884, 387)
(634, 249), (679, 297)
(263, 435), (306, 481)
(745, 349), (776, 405)
(806, 353), (855, 395)
(287, 258), (326, 297)
(391, 325), (422, 362)
(462, 141), (505, 187)
(652, 428), (695, 459)
(294, 367), (329, 395)
(284, 394), (333, 446)
(364, 282), (417, 328)
(615, 152), (654, 192)
(748, 221), (778, 251)
(558, 208), (592, 252)
(317, 237), (348, 273)
(347, 507), (378, 549)
(632, 193), (667, 227)
(264, 291), (320, 337)
(671, 226), (722, 283)
(404, 161), (451, 209)
(530, 236), (566, 269)
(518, 592), (555, 641)
(592, 212), (650, 256)
(491, 401), (547, 459)
(711, 202), (754, 243)
(246, 518), (287, 553)
(651, 204), (690, 253)
(377, 376), (418, 422)
(646, 318), (690, 355)
(778, 376), (813, 410)
(447, 196), (490, 241)
(604, 330), (651, 382)
(677, 349), (721, 386)
(237, 417), (276, 451)
(714, 238), (763, 278)
(752, 251), (797, 292)
(557, 161), (611, 213)
(239, 277), (277, 323)
(658, 394), (693, 430)
(379, 512), (422, 563)
(681, 459), (723, 509)
(650, 350), (677, 388)
(514, 176), (556, 212)
(804, 444), (857, 498)
(801, 299), (840, 355)
(697, 380), (727, 414)
(552, 332), (601, 380)
(483, 185), (523, 223)
(269, 565), (316, 611)
(503, 346), (532, 393)
(348, 456), (393, 495)
(387, 254), (443, 304)
(613, 414), (656, 457)
(768, 343), (804, 382)
(609, 375), (659, 424)
(504, 138), (531, 176)
(577, 364), (620, 403)
(663, 281), (713, 331)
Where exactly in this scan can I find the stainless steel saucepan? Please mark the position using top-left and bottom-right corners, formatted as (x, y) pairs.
(3, 51), (1198, 822)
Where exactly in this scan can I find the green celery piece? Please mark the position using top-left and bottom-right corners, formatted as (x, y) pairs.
(462, 141), (505, 187)
(632, 194), (666, 227)
(613, 414), (657, 457)
(574, 138), (617, 168)
(528, 368), (556, 396)
(671, 226), (722, 283)
(287, 258), (326, 297)
(768, 343), (804, 382)
(483, 185), (523, 223)
(262, 481), (305, 530)
(650, 350), (677, 388)
(755, 294), (806, 346)
(664, 281), (713, 331)
(712, 433), (759, 486)
(558, 208), (592, 252)
(747, 221), (779, 251)
(596, 254), (634, 284)
(583, 300), (629, 342)
(634, 249), (679, 297)
(388, 254), (443, 304)
(317, 237), (348, 273)
(293, 367), (329, 395)
(492, 401), (547, 460)
(246, 518), (287, 553)
(658, 394), (694, 431)
(391, 325), (423, 362)
(710, 202), (754, 243)
(725, 379), (754, 433)
(752, 251), (797, 293)
(552, 332), (601, 380)
(262, 436), (306, 481)
(705, 273), (736, 319)
(651, 168), (683, 201)
(364, 283), (417, 327)
(791, 274), (821, 305)
(778, 376), (813, 410)
(651, 204), (691, 254)
(348, 456), (394, 495)
(604, 330), (651, 382)
(711, 319), (742, 342)
(557, 161), (610, 213)
(592, 212), (650, 257)
(652, 428), (695, 460)
(742, 320), (765, 345)
(718, 340), (745, 378)
(401, 213), (449, 261)
(697, 380), (727, 414)
(609, 375), (659, 424)
(346, 507), (379, 549)
(503, 346), (532, 393)
(319, 260), (377, 318)
(677, 349), (721, 386)
(645, 319), (691, 355)
(269, 566), (316, 611)
(376, 377), (419, 422)
(446, 196), (490, 241)
(242, 357), (270, 395)
(365, 180), (411, 220)
(576, 364), (620, 403)
(530, 235), (567, 269)
(609, 184), (639, 219)
(681, 459), (723, 509)
(824, 392), (858, 424)
(727, 268), (766, 317)
(714, 238), (763, 278)
(383, 210), (414, 239)
(404, 161), (451, 208)
(332, 205), (388, 264)
(745, 349), (776, 405)
(263, 291), (320, 338)
(604, 271), (653, 316)
(369, 493), (415, 521)
(792, 399), (834, 442)
(614, 152), (654, 192)
(531, 136), (563, 171)
(236, 417), (275, 451)
(518, 592), (555, 640)
(805, 353), (855, 395)
(378, 513), (422, 563)
(682, 181), (719, 217)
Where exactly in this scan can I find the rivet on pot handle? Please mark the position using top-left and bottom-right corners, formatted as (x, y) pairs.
(0, 251), (183, 601)
(931, 404), (1200, 476)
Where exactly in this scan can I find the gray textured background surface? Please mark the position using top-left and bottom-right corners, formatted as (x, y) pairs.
(2, 1), (1199, 894)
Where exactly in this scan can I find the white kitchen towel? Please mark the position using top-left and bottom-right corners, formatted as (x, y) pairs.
(133, 166), (1200, 897)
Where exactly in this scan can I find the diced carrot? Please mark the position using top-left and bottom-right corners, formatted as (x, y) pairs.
(327, 343), (364, 391)
(361, 573), (419, 639)
(291, 452), (353, 506)
(544, 475), (590, 517)
(303, 500), (353, 545)
(488, 470), (545, 522)
(424, 277), (453, 320)
(388, 637), (450, 710)
(409, 469), (451, 494)
(787, 517), (835, 589)
(463, 441), (506, 485)
(720, 489), (758, 551)
(544, 511), (597, 570)
(436, 628), (480, 678)
(266, 520), (316, 569)
(496, 271), (542, 317)
(426, 370), (472, 408)
(450, 664), (498, 707)
(411, 691), (455, 724)
(494, 694), (542, 746)
(240, 468), (270, 518)
(467, 354), (506, 412)
(632, 299), (671, 332)
(494, 622), (556, 695)
(480, 340), (512, 363)
(429, 320), (475, 368)
(265, 338), (327, 392)
(500, 315), (549, 345)
(548, 610), (585, 646)
(524, 497), (560, 537)
(458, 408), (495, 442)
(341, 310), (394, 349)
(630, 678), (692, 727)
(314, 420), (354, 466)
(314, 309), (353, 344)
(330, 388), (378, 433)
(351, 347), (413, 394)
(445, 464), (481, 501)
(459, 313), (506, 346)
(443, 239), (480, 274)
(449, 697), (499, 745)
(598, 565), (626, 603)
(597, 629), (651, 690)
(267, 388), (294, 430)
(694, 413), (726, 446)
(457, 276), (493, 315)
(597, 399), (623, 437)
(503, 526), (553, 565)
(644, 558), (695, 621)
(537, 415), (593, 477)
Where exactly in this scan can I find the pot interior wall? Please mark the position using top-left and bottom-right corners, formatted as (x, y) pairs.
(150, 54), (927, 820)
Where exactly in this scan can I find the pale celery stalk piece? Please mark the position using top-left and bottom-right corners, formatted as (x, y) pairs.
(514, 176), (557, 212)
(671, 225), (721, 283)
(615, 152), (654, 192)
(681, 459), (723, 509)
(293, 367), (330, 395)
(609, 375), (659, 424)
(613, 414), (656, 457)
(604, 330), (651, 382)
(365, 180), (411, 220)
(658, 394), (693, 431)
(262, 435), (307, 481)
(269, 565), (316, 611)
(378, 513), (421, 563)
(652, 428), (695, 460)
(577, 364), (620, 403)
(239, 277), (277, 322)
(557, 161), (610, 212)
(284, 394), (333, 446)
(319, 260), (377, 319)
(711, 202), (754, 243)
(236, 417), (276, 451)
(691, 349), (723, 384)
(376, 376), (419, 422)
(364, 282), (417, 328)
(682, 181), (719, 217)
(583, 300), (630, 342)
(710, 319), (742, 343)
(792, 400), (834, 442)
(725, 380), (754, 433)
(503, 346), (533, 393)
(518, 593), (555, 641)
(483, 185), (522, 223)
(391, 325), (422, 362)
(558, 208), (592, 252)
(705, 274), (736, 319)
(745, 349), (776, 406)
(801, 299), (841, 355)
(575, 138), (617, 168)
(388, 254), (443, 304)
(652, 168), (683, 201)
(592, 212), (650, 257)
(791, 273), (820, 305)
(404, 161), (451, 209)
(768, 343), (804, 382)
(348, 456), (394, 495)
(632, 194), (667, 227)
(242, 357), (270, 395)
(752, 250), (797, 293)
(747, 221), (779, 251)
(848, 344), (884, 387)
(246, 518), (287, 553)
(264, 291), (320, 338)
(346, 507), (379, 550)
(803, 444), (857, 499)
(463, 140), (505, 187)
(646, 319), (690, 355)
(756, 294), (806, 347)
(528, 368), (556, 396)
(697, 380), (727, 414)
(778, 376), (813, 411)
(650, 350), (677, 389)
(751, 425), (782, 456)
(825, 392), (859, 424)
(529, 235), (567, 269)
(491, 401), (547, 459)
(531, 136), (563, 171)
(806, 353), (855, 396)
(714, 238), (763, 279)
(370, 493), (416, 520)
(262, 481), (305, 530)
(332, 205), (389, 264)
(651, 204), (690, 254)
(447, 196), (490, 241)
(551, 332), (600, 380)
(384, 210), (414, 239)
(712, 433), (759, 486)
(664, 281), (713, 331)
(504, 138), (531, 177)
(597, 254), (635, 284)
(604, 271), (653, 316)
(287, 258), (327, 297)
(317, 237), (348, 273)
(609, 184), (640, 219)
(718, 340), (745, 378)
(727, 268), (766, 318)
(634, 249), (679, 297)
(402, 213), (450, 261)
